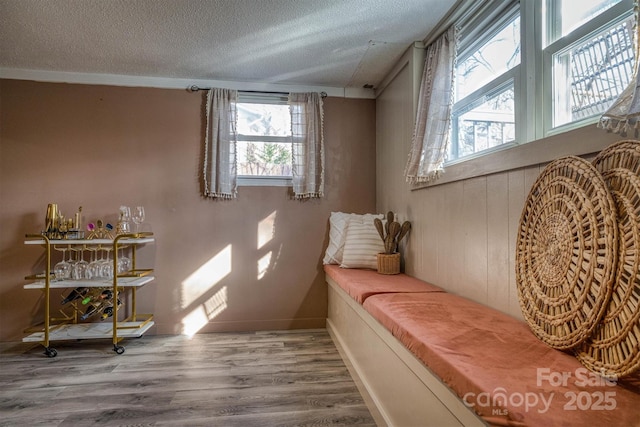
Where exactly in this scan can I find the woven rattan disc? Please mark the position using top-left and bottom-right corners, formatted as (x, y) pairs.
(516, 156), (618, 350)
(575, 140), (640, 378)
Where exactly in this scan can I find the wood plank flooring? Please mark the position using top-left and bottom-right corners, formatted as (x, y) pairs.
(0, 329), (376, 426)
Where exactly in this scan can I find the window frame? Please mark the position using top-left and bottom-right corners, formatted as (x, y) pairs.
(449, 76), (519, 164)
(443, 0), (633, 164)
(236, 92), (293, 187)
(542, 0), (634, 137)
(448, 1), (521, 165)
(412, 0), (634, 189)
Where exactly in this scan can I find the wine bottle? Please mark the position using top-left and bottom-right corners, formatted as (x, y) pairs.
(82, 288), (113, 305)
(80, 302), (103, 321)
(99, 289), (114, 301)
(61, 287), (89, 305)
(100, 298), (122, 321)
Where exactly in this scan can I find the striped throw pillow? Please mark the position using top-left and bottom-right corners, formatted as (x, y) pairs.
(323, 212), (383, 265)
(340, 219), (385, 269)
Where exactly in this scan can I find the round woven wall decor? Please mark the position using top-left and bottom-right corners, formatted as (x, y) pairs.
(516, 156), (618, 350)
(575, 140), (640, 378)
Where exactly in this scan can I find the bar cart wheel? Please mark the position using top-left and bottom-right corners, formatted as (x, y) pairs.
(113, 345), (125, 355)
(44, 347), (57, 358)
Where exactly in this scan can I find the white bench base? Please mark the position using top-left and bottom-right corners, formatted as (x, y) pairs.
(326, 277), (486, 427)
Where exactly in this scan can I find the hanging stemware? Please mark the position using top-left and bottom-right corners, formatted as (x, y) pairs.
(53, 245), (71, 281)
(88, 246), (102, 279)
(72, 246), (89, 280)
(100, 247), (114, 279)
(118, 245), (131, 274)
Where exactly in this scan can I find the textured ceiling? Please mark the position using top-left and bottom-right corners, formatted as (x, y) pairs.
(0, 0), (457, 90)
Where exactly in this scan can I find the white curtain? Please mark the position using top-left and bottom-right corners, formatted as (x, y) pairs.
(203, 88), (238, 199)
(598, 1), (640, 135)
(289, 92), (325, 199)
(405, 26), (457, 184)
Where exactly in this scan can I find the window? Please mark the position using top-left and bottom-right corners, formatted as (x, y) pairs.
(455, 13), (521, 101)
(449, 4), (520, 162)
(444, 0), (633, 165)
(452, 84), (515, 159)
(236, 93), (292, 186)
(545, 0), (634, 129)
(545, 0), (622, 42)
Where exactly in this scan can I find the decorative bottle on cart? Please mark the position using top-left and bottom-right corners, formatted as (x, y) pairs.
(61, 287), (89, 305)
(101, 298), (123, 320)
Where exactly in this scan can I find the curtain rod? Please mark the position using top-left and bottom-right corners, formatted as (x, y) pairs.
(187, 85), (327, 98)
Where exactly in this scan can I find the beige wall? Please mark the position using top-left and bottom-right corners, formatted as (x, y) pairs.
(375, 48), (623, 320)
(0, 79), (376, 342)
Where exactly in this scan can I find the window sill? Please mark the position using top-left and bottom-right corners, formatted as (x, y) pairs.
(411, 124), (622, 189)
(237, 176), (292, 187)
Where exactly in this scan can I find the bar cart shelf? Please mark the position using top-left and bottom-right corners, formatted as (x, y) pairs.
(23, 233), (156, 357)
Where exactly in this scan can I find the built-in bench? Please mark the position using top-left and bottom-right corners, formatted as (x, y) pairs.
(325, 264), (640, 426)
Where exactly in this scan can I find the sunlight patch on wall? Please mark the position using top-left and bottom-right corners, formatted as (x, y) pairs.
(257, 252), (272, 280)
(258, 210), (277, 250)
(182, 286), (228, 337)
(181, 244), (232, 309)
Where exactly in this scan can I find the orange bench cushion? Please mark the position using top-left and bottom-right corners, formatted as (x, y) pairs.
(324, 264), (444, 304)
(362, 292), (640, 427)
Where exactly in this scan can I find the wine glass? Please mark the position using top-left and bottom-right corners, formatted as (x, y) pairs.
(88, 247), (102, 279)
(72, 248), (90, 280)
(53, 246), (71, 281)
(132, 206), (145, 233)
(117, 246), (131, 274)
(100, 247), (114, 279)
(117, 206), (132, 235)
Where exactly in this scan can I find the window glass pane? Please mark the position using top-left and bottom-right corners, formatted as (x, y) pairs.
(237, 141), (292, 177)
(237, 103), (291, 137)
(451, 86), (515, 160)
(552, 16), (634, 127)
(456, 15), (520, 101)
(558, 0), (621, 37)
